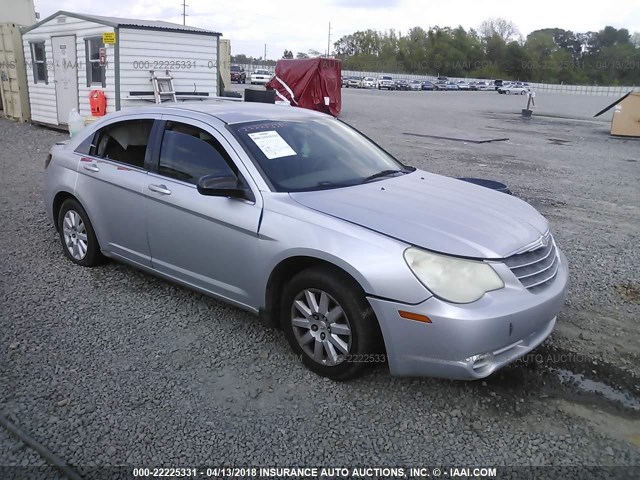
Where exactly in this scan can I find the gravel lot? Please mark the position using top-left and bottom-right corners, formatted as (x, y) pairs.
(1, 88), (639, 477)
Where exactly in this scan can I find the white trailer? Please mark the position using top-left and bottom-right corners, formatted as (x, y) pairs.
(21, 10), (221, 127)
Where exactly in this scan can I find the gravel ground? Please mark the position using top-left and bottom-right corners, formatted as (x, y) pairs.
(1, 89), (639, 476)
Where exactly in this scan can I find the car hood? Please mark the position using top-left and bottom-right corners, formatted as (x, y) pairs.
(289, 171), (549, 259)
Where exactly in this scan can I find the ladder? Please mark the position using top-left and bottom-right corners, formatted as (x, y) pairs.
(150, 70), (177, 103)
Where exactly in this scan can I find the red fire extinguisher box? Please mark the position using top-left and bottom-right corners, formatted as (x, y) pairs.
(89, 90), (106, 116)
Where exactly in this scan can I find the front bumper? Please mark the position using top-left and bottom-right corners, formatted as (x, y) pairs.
(368, 250), (569, 379)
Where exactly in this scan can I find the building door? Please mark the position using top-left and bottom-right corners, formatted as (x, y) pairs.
(51, 35), (78, 124)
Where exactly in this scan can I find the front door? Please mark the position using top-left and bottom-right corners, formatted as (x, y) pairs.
(144, 117), (263, 308)
(51, 35), (78, 124)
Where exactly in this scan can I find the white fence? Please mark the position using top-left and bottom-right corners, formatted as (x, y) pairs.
(237, 62), (638, 97)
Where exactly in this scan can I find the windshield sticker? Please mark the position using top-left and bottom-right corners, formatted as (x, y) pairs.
(248, 130), (296, 159)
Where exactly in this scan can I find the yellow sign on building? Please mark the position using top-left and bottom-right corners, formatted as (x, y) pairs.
(102, 32), (116, 44)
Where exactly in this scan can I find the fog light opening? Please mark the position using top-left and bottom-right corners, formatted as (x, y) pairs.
(466, 353), (493, 373)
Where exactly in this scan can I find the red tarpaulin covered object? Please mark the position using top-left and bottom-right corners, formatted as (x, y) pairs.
(265, 58), (342, 117)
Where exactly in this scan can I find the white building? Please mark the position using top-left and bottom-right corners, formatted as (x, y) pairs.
(21, 10), (221, 127)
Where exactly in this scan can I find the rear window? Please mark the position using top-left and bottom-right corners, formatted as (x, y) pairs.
(91, 119), (153, 169)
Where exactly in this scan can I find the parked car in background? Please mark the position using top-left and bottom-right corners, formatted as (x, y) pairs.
(505, 84), (531, 95)
(475, 81), (490, 91)
(446, 82), (460, 91)
(493, 79), (504, 91)
(230, 65), (246, 84)
(345, 76), (362, 88)
(409, 80), (422, 91)
(341, 76), (347, 87)
(457, 81), (470, 91)
(250, 69), (272, 85)
(377, 75), (396, 90)
(44, 103), (568, 381)
(434, 80), (448, 91)
(395, 79), (411, 91)
(468, 82), (478, 91)
(497, 82), (520, 94)
(360, 76), (376, 88)
(421, 81), (435, 91)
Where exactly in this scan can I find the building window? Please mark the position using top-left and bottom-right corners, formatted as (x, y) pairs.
(85, 37), (106, 87)
(30, 42), (47, 84)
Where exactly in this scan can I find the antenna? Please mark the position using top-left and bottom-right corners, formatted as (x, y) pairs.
(181, 1), (188, 25)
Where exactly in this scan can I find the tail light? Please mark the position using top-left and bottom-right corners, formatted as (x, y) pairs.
(45, 153), (52, 169)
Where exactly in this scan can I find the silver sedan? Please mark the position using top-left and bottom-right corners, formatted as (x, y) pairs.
(44, 103), (568, 381)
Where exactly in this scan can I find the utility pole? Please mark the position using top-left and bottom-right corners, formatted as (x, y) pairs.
(181, 1), (188, 25)
(327, 21), (332, 56)
(264, 44), (267, 61)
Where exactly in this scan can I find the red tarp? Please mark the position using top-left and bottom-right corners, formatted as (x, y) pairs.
(265, 58), (342, 117)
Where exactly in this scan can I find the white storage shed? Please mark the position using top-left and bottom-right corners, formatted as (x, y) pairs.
(21, 11), (221, 127)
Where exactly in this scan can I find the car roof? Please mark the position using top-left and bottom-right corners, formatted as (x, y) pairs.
(112, 102), (328, 125)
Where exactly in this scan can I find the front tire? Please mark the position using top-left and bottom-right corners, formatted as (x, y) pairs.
(281, 266), (381, 381)
(57, 198), (102, 267)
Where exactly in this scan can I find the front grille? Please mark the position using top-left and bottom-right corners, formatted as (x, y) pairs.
(504, 232), (559, 292)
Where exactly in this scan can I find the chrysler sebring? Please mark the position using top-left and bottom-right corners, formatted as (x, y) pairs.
(43, 103), (568, 381)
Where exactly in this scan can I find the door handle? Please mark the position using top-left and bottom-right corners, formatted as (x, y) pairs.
(148, 184), (171, 195)
(83, 164), (99, 172)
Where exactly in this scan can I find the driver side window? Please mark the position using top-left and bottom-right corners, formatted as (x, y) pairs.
(158, 121), (235, 184)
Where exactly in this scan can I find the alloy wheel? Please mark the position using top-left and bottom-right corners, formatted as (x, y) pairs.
(62, 210), (88, 260)
(290, 289), (352, 366)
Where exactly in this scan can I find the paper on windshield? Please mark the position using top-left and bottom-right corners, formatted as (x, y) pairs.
(248, 131), (297, 159)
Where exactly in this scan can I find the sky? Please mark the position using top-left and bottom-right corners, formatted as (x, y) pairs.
(32, 0), (640, 58)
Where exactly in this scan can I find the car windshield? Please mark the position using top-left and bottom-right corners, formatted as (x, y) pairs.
(230, 66), (241, 72)
(229, 118), (408, 192)
(255, 70), (270, 75)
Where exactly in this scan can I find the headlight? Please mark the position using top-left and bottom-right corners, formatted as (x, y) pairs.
(404, 247), (504, 303)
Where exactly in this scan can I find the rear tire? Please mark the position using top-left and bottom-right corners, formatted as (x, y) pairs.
(57, 198), (103, 267)
(281, 266), (382, 381)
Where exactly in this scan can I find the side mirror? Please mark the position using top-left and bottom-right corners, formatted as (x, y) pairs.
(197, 172), (251, 200)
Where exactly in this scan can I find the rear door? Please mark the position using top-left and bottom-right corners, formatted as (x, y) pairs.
(74, 115), (159, 267)
(144, 116), (263, 308)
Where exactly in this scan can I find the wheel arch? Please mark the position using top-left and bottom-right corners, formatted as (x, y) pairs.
(52, 190), (77, 232)
(261, 255), (372, 329)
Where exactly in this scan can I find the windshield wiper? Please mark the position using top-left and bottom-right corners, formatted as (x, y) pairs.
(361, 169), (408, 184)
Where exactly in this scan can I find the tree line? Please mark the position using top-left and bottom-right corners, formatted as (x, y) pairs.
(328, 19), (640, 85)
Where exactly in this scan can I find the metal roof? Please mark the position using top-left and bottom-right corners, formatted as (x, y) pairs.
(21, 10), (221, 36)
